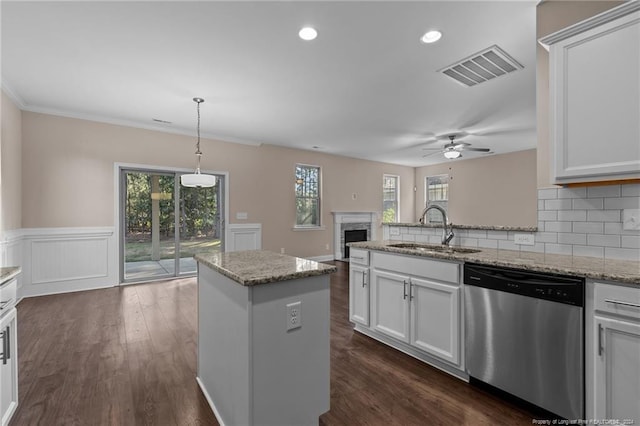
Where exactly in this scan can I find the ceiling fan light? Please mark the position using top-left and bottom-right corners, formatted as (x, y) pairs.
(444, 150), (461, 159)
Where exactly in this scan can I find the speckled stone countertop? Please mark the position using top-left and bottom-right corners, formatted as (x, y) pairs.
(384, 222), (538, 232)
(0, 266), (21, 285)
(195, 250), (337, 286)
(349, 241), (640, 285)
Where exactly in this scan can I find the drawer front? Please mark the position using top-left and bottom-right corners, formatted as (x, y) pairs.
(0, 278), (17, 313)
(350, 249), (369, 266)
(372, 252), (459, 284)
(594, 282), (640, 320)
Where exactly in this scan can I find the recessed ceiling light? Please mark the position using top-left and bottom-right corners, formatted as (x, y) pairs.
(421, 30), (442, 44)
(299, 27), (318, 41)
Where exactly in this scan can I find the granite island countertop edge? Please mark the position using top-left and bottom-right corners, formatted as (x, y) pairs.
(195, 250), (337, 286)
(0, 266), (21, 285)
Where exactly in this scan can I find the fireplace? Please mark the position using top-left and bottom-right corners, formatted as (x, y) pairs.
(331, 211), (377, 260)
(344, 229), (367, 259)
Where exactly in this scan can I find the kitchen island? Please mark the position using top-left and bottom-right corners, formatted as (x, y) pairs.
(194, 250), (336, 426)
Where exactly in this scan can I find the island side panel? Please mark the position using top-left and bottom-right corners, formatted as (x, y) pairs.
(197, 264), (252, 426)
(250, 275), (330, 425)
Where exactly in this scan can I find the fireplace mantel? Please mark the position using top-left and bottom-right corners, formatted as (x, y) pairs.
(331, 211), (377, 260)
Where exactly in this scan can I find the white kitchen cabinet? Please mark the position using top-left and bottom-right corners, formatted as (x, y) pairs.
(588, 281), (640, 423)
(370, 269), (410, 342)
(541, 2), (640, 183)
(0, 307), (18, 426)
(367, 251), (463, 371)
(349, 248), (370, 327)
(349, 264), (369, 327)
(410, 277), (460, 365)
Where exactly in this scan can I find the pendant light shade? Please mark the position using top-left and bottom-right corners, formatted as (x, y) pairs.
(181, 97), (216, 188)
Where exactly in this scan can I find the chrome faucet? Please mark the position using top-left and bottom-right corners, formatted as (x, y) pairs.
(420, 204), (455, 246)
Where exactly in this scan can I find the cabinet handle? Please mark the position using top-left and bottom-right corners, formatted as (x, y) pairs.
(362, 271), (367, 287)
(0, 299), (13, 310)
(403, 280), (407, 300)
(409, 281), (414, 301)
(0, 327), (6, 365)
(604, 299), (640, 309)
(598, 323), (603, 357)
(351, 256), (364, 261)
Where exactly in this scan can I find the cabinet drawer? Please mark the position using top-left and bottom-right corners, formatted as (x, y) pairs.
(594, 282), (640, 320)
(350, 249), (369, 266)
(372, 252), (459, 284)
(0, 278), (17, 313)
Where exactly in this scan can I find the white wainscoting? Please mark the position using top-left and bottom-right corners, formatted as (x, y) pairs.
(2, 227), (118, 298)
(0, 229), (24, 298)
(227, 224), (262, 251)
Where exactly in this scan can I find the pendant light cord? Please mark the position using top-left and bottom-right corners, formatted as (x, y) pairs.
(194, 98), (204, 173)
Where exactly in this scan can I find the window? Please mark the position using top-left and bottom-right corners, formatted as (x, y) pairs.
(425, 174), (449, 223)
(382, 174), (399, 223)
(295, 164), (321, 227)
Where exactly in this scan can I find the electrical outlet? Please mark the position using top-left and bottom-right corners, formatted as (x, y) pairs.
(623, 209), (640, 230)
(286, 301), (302, 331)
(514, 233), (535, 245)
(280, 248), (285, 254)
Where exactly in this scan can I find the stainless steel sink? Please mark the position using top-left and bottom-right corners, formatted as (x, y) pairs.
(387, 243), (481, 254)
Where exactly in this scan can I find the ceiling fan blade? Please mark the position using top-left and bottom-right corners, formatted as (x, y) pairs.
(461, 147), (491, 152)
(453, 143), (470, 149)
(422, 147), (444, 151)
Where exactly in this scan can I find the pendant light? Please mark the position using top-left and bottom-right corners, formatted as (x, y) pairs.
(181, 97), (216, 188)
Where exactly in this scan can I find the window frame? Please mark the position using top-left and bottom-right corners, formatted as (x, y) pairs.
(382, 174), (400, 223)
(425, 174), (449, 224)
(294, 163), (322, 229)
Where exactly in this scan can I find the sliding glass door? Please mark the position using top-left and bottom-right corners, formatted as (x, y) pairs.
(121, 168), (224, 283)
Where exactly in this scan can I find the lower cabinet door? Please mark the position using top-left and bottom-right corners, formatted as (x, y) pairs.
(410, 278), (460, 366)
(594, 316), (640, 423)
(0, 308), (18, 426)
(349, 265), (369, 326)
(370, 270), (409, 343)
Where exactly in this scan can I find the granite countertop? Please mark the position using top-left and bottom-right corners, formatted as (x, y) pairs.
(349, 240), (640, 285)
(0, 266), (21, 285)
(195, 250), (337, 286)
(383, 222), (538, 232)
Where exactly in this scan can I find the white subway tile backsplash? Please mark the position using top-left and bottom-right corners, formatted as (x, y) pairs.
(428, 236), (442, 245)
(457, 238), (478, 247)
(528, 243), (546, 253)
(604, 197), (640, 210)
(467, 230), (487, 239)
(573, 222), (604, 234)
(604, 247), (640, 262)
(603, 222), (639, 235)
(587, 234), (620, 247)
(408, 227), (422, 234)
(621, 183), (640, 197)
(545, 244), (573, 255)
(538, 188), (558, 199)
(573, 245), (604, 258)
(573, 198), (604, 210)
(588, 185), (620, 198)
(498, 240), (521, 251)
(558, 232), (587, 245)
(621, 235), (640, 249)
(545, 221), (572, 233)
(401, 234), (416, 242)
(587, 210), (620, 222)
(538, 211), (557, 221)
(558, 210), (586, 222)
(545, 199), (573, 211)
(487, 231), (509, 240)
(538, 200), (545, 210)
(415, 234), (429, 243)
(478, 239), (498, 249)
(557, 187), (587, 199)
(536, 232), (558, 243)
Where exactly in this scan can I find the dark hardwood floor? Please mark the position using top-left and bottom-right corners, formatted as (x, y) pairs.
(11, 261), (535, 425)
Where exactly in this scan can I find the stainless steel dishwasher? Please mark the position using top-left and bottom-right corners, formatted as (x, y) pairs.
(464, 263), (584, 420)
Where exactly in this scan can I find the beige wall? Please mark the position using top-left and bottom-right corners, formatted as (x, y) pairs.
(536, 1), (623, 188)
(21, 111), (415, 258)
(415, 149), (537, 227)
(1, 92), (23, 232)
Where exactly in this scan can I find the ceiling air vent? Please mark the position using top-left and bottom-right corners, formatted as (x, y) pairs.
(438, 44), (523, 87)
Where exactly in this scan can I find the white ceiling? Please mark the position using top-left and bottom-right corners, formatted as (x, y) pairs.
(1, 1), (538, 167)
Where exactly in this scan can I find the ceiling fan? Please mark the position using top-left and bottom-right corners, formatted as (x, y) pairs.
(422, 134), (492, 160)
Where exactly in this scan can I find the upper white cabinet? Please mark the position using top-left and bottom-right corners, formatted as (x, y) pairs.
(541, 2), (640, 184)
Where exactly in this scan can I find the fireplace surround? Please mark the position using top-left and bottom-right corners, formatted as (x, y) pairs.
(331, 212), (377, 260)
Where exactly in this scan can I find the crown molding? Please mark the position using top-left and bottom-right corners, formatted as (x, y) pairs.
(1, 80), (26, 108)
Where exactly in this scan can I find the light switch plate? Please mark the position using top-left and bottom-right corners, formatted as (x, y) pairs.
(623, 209), (640, 230)
(514, 233), (535, 245)
(236, 212), (248, 220)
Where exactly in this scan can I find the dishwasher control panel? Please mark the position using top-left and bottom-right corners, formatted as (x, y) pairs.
(464, 263), (584, 306)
